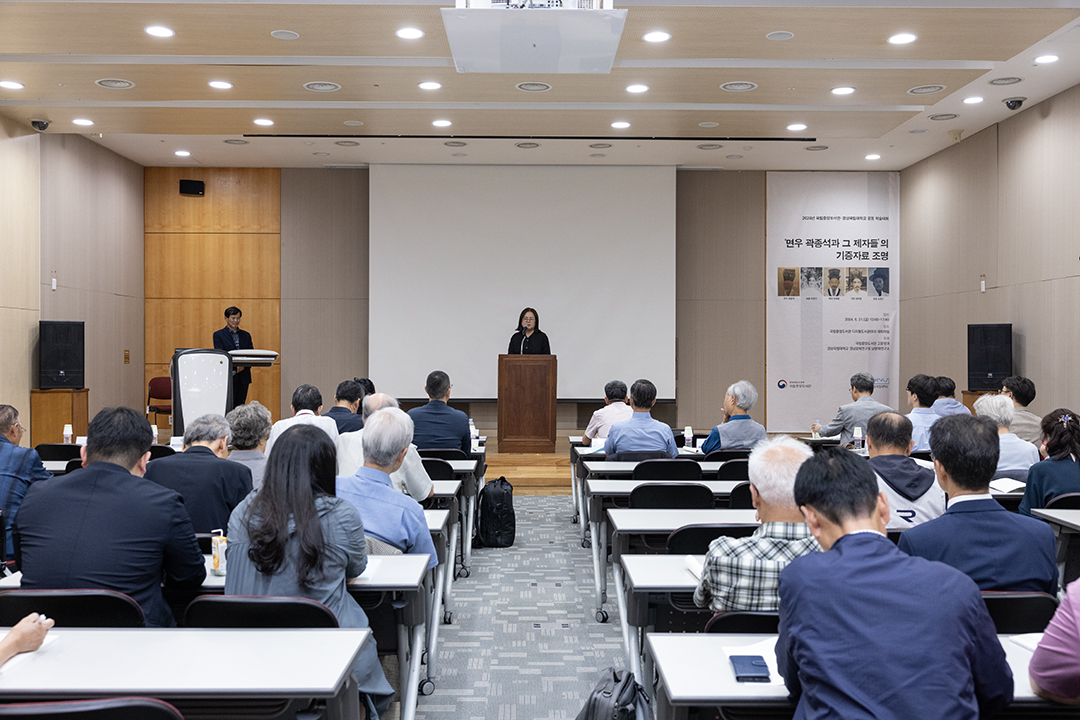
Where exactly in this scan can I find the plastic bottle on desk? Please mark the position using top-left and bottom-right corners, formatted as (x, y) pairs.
(852, 426), (864, 451)
(62, 424), (73, 444)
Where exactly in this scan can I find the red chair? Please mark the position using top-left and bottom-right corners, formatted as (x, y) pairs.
(146, 377), (172, 427)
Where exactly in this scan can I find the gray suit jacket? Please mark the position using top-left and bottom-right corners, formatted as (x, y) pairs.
(819, 395), (894, 444)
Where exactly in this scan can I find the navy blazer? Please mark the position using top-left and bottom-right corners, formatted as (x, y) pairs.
(325, 406), (364, 434)
(897, 497), (1058, 594)
(145, 446), (253, 534)
(0, 436), (52, 560)
(777, 533), (1012, 720)
(407, 401), (471, 455)
(212, 326), (254, 384)
(13, 461), (206, 627)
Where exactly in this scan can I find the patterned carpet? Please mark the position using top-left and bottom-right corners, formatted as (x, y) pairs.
(413, 494), (626, 720)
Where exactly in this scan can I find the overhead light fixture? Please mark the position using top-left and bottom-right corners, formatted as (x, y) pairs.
(343, 120), (364, 127)
(909, 129), (927, 134)
(787, 123), (807, 131)
(418, 82), (442, 90)
(626, 84), (648, 93)
(963, 96), (983, 104)
(95, 78), (135, 89)
(725, 154), (743, 160)
(698, 122), (719, 128)
(929, 113), (958, 121)
(396, 28), (424, 39)
(145, 26), (174, 37)
(697, 144), (723, 150)
(516, 142), (540, 149)
(887, 33), (917, 44)
(611, 121), (630, 129)
(766, 31), (794, 41)
(444, 141), (467, 147)
(720, 82), (757, 93)
(335, 140), (359, 147)
(174, 150), (190, 157)
(270, 30), (300, 40)
(988, 77), (1023, 86)
(589, 143), (612, 149)
(304, 82), (341, 93)
(908, 85), (946, 95)
(432, 120), (452, 127)
(253, 118), (274, 126)
(805, 145), (829, 151)
(865, 154), (881, 160)
(642, 31), (671, 43)
(72, 118), (94, 126)
(1035, 54), (1059, 64)
(590, 153), (606, 158)
(223, 139), (248, 145)
(831, 86), (856, 95)
(208, 81), (232, 89)
(0, 81), (24, 90)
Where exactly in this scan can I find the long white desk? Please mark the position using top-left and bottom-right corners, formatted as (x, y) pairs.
(1032, 508), (1080, 588)
(446, 458), (481, 575)
(0, 627), (368, 720)
(431, 479), (463, 610)
(583, 460), (724, 479)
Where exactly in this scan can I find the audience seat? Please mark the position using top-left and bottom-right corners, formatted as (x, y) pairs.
(715, 459), (750, 482)
(632, 459), (702, 482)
(0, 589), (144, 628)
(886, 529), (905, 545)
(910, 451), (932, 462)
(666, 523), (759, 555)
(183, 595), (338, 629)
(149, 445), (175, 460)
(421, 457), (455, 481)
(1046, 492), (1080, 510)
(0, 697), (184, 720)
(992, 468), (1029, 484)
(704, 611), (781, 634)
(607, 450), (669, 462)
(727, 482), (754, 510)
(629, 483), (713, 510)
(417, 448), (468, 461)
(703, 450), (752, 463)
(63, 459), (83, 474)
(32, 444), (81, 462)
(146, 376), (172, 427)
(980, 591), (1059, 634)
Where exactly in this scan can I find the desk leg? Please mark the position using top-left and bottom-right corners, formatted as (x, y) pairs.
(653, 677), (688, 720)
(427, 566), (446, 685)
(598, 518), (608, 604)
(590, 518), (605, 622)
(443, 520), (459, 617)
(579, 476), (590, 544)
(570, 457), (579, 522)
(325, 670), (360, 720)
(462, 492), (477, 573)
(400, 623), (426, 720)
(612, 563), (640, 680)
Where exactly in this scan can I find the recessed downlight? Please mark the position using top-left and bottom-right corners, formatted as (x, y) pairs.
(805, 145), (829, 151)
(0, 81), (25, 90)
(516, 142), (540, 149)
(725, 154), (743, 160)
(866, 154), (881, 160)
(698, 122), (719, 128)
(766, 31), (794, 41)
(909, 129), (927, 134)
(174, 150), (190, 157)
(1035, 54), (1059, 64)
(444, 141), (467, 147)
(72, 118), (94, 126)
(304, 81), (341, 92)
(208, 81), (232, 89)
(787, 123), (807, 131)
(887, 33), (917, 44)
(95, 78), (135, 89)
(224, 139), (248, 145)
(589, 143), (612, 149)
(590, 154), (606, 158)
(396, 27), (424, 39)
(451, 153), (467, 157)
(697, 143), (723, 150)
(335, 140), (359, 147)
(611, 121), (630, 129)
(831, 86), (856, 95)
(626, 84), (649, 93)
(643, 31), (671, 42)
(144, 26), (174, 38)
(418, 81), (442, 90)
(313, 152), (330, 156)
(929, 113), (958, 121)
(989, 77), (1023, 86)
(343, 120), (364, 127)
(963, 96), (983, 104)
(516, 82), (552, 93)
(720, 81), (757, 92)
(253, 118), (274, 126)
(432, 120), (452, 127)
(270, 30), (300, 40)
(908, 84), (946, 95)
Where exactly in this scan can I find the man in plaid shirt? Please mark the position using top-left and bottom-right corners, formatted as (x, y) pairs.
(694, 435), (820, 612)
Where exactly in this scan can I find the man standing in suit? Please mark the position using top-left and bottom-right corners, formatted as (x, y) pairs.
(811, 372), (892, 445)
(14, 407), (205, 627)
(408, 370), (471, 455)
(0, 405), (51, 560)
(212, 306), (254, 408)
(777, 447), (1013, 719)
(898, 414), (1057, 593)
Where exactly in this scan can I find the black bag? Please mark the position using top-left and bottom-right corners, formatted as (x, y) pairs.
(575, 667), (654, 720)
(477, 476), (515, 548)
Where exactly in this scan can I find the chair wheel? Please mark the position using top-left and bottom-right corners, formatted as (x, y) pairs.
(601, 592), (607, 603)
(456, 567), (470, 579)
(443, 612), (453, 624)
(571, 515), (580, 524)
(421, 651), (428, 665)
(419, 679), (435, 696)
(582, 539), (591, 549)
(595, 610), (608, 623)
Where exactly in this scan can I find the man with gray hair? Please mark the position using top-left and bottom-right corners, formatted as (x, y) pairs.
(811, 372), (893, 445)
(581, 380), (632, 447)
(700, 380), (767, 455)
(0, 405), (51, 560)
(693, 436), (819, 612)
(225, 401), (272, 490)
(145, 413), (252, 533)
(337, 394), (433, 500)
(336, 408), (437, 568)
(974, 393), (1040, 477)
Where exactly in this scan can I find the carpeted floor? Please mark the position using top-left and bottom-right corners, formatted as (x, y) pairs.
(411, 494), (626, 720)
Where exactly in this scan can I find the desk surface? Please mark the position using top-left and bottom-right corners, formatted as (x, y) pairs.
(1032, 508), (1080, 531)
(0, 628), (367, 697)
(584, 461), (723, 475)
(431, 480), (462, 498)
(42, 460), (68, 473)
(425, 509), (449, 534)
(609, 509), (759, 534)
(587, 479), (741, 498)
(623, 554), (704, 592)
(447, 459), (478, 474)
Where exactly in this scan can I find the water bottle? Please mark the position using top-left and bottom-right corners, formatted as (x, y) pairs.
(852, 426), (864, 451)
(62, 424), (73, 444)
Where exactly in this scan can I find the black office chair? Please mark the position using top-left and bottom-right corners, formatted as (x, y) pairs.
(607, 450), (669, 462)
(629, 483), (714, 510)
(149, 445), (175, 460)
(1046, 492), (1080, 510)
(421, 457), (455, 481)
(0, 697), (184, 720)
(63, 459), (83, 474)
(631, 458), (702, 482)
(910, 451), (933, 462)
(980, 591), (1059, 634)
(715, 459), (750, 482)
(417, 448), (469, 461)
(666, 523), (759, 555)
(194, 533), (214, 554)
(728, 481), (754, 510)
(886, 529), (905, 545)
(704, 611), (781, 634)
(703, 450), (752, 463)
(32, 443), (81, 462)
(0, 589), (144, 628)
(183, 595), (339, 629)
(991, 468), (1029, 484)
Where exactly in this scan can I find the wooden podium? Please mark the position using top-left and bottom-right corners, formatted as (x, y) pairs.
(497, 354), (557, 453)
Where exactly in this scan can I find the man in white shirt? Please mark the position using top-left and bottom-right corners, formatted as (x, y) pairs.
(905, 374), (940, 452)
(866, 411), (945, 529)
(337, 393), (433, 501)
(581, 380), (632, 447)
(265, 384), (339, 456)
(973, 393), (1040, 477)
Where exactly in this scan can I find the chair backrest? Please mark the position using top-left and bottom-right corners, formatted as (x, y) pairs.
(0, 590), (144, 628)
(992, 468), (1029, 483)
(910, 451), (933, 462)
(149, 445), (176, 460)
(727, 481), (754, 509)
(183, 595), (339, 629)
(1046, 492), (1080, 510)
(147, 376), (172, 402)
(194, 533), (214, 554)
(417, 448), (468, 461)
(704, 611), (780, 634)
(703, 450), (752, 463)
(632, 458), (703, 481)
(886, 529), (904, 545)
(608, 450), (669, 462)
(63, 459), (83, 474)
(629, 483), (714, 510)
(421, 457), (455, 480)
(980, 591), (1059, 634)
(715, 459), (750, 482)
(365, 535), (404, 556)
(32, 443), (82, 462)
(666, 523), (759, 554)
(0, 697), (184, 720)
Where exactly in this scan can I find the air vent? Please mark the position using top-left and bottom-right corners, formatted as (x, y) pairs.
(720, 82), (758, 92)
(908, 84), (946, 95)
(988, 77), (1023, 86)
(929, 113), (958, 121)
(697, 143), (723, 150)
(305, 82), (342, 93)
(766, 31), (794, 41)
(444, 141), (467, 147)
(95, 78), (135, 89)
(589, 143), (612, 149)
(271, 30), (300, 40)
(334, 140), (359, 147)
(516, 82), (552, 93)
(516, 142), (540, 149)
(223, 139), (249, 145)
(805, 145), (829, 151)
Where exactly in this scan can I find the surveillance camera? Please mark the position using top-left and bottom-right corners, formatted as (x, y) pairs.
(1003, 97), (1026, 111)
(29, 119), (50, 132)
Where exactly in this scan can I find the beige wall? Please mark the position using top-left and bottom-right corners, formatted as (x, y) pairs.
(0, 116), (41, 436)
(39, 134), (145, 417)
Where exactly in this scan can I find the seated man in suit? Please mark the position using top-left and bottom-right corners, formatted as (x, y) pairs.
(605, 379), (678, 459)
(266, 384), (339, 456)
(0, 405), (51, 560)
(337, 393), (433, 501)
(1001, 375), (1042, 445)
(145, 413), (253, 533)
(810, 372), (892, 445)
(973, 393), (1040, 476)
(932, 376), (971, 417)
(336, 407), (437, 568)
(581, 380), (632, 447)
(866, 411), (945, 529)
(14, 407), (205, 627)
(694, 435), (819, 612)
(225, 401), (271, 490)
(700, 380), (768, 455)
(905, 373), (940, 452)
(323, 379), (365, 434)
(898, 414), (1057, 593)
(407, 370), (470, 455)
(211, 305), (254, 408)
(777, 447), (1013, 719)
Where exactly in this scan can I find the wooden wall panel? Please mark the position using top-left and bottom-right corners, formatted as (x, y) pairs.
(144, 168), (280, 234)
(145, 299), (280, 365)
(146, 234), (280, 299)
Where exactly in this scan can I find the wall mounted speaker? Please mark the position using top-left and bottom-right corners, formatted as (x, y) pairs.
(968, 323), (1012, 391)
(179, 179), (205, 196)
(39, 321), (85, 389)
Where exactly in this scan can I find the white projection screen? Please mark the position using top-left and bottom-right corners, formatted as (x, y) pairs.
(369, 164), (676, 400)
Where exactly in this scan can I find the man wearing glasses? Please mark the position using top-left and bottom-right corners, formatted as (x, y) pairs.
(0, 406), (51, 560)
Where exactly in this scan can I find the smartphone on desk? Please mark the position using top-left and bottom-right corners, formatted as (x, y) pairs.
(730, 655), (771, 682)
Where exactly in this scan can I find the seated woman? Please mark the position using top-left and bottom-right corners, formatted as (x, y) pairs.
(1019, 409), (1080, 516)
(1030, 578), (1080, 704)
(225, 424), (394, 718)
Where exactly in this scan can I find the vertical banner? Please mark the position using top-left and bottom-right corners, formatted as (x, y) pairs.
(766, 172), (900, 432)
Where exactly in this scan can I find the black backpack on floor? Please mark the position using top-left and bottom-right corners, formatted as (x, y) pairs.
(477, 476), (515, 548)
(575, 667), (653, 720)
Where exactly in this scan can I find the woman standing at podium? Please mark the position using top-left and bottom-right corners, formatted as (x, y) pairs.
(508, 307), (551, 354)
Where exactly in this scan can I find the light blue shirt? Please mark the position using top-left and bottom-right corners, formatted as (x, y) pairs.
(605, 411), (678, 459)
(336, 466), (438, 569)
(907, 407), (939, 452)
(997, 432), (1040, 474)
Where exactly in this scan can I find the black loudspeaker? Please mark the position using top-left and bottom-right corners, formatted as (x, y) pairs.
(39, 321), (84, 389)
(968, 323), (1012, 391)
(179, 179), (205, 196)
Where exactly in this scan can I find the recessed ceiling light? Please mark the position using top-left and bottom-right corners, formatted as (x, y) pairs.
(253, 118), (274, 126)
(418, 82), (442, 90)
(611, 121), (630, 129)
(343, 120), (364, 127)
(589, 143), (612, 149)
(174, 150), (190, 157)
(787, 123), (807, 131)
(396, 28), (424, 39)
(516, 82), (552, 93)
(887, 33), (917, 44)
(697, 144), (723, 150)
(865, 154), (881, 160)
(313, 152), (330, 156)
(908, 84), (946, 95)
(725, 154), (743, 160)
(698, 122), (719, 128)
(445, 141), (467, 147)
(432, 120), (452, 127)
(909, 129), (927, 134)
(0, 81), (24, 90)
(805, 145), (829, 151)
(929, 113), (958, 121)
(223, 139), (248, 145)
(1035, 54), (1059, 64)
(144, 26), (174, 38)
(643, 31), (671, 43)
(95, 78), (135, 89)
(270, 30), (300, 40)
(304, 82), (341, 93)
(963, 96), (983, 104)
(335, 140), (359, 147)
(831, 86), (856, 95)
(72, 118), (93, 126)
(516, 142), (540, 149)
(766, 31), (794, 41)
(451, 153), (467, 157)
(208, 81), (232, 89)
(626, 84), (649, 93)
(720, 82), (757, 93)
(590, 154), (606, 158)
(988, 77), (1023, 86)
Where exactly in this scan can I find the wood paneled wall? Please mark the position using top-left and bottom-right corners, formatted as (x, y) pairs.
(145, 168), (281, 423)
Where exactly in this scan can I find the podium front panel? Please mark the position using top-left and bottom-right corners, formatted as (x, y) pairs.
(497, 354), (557, 453)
